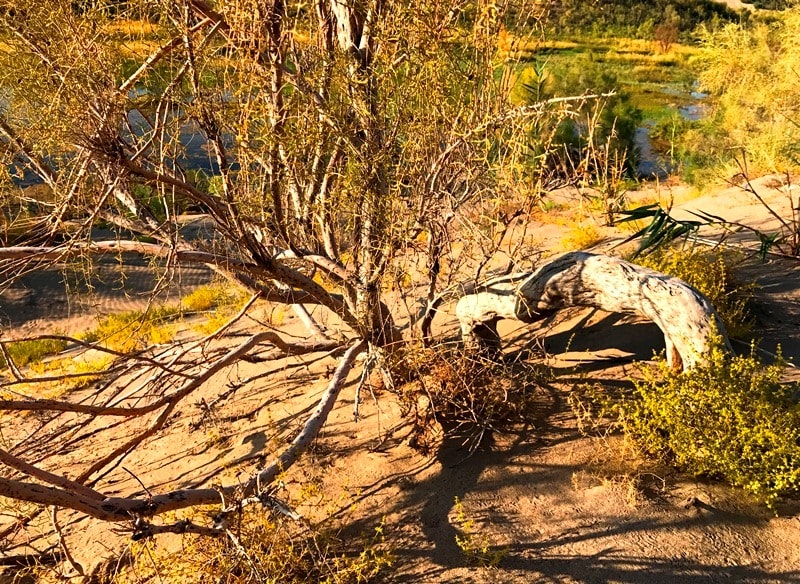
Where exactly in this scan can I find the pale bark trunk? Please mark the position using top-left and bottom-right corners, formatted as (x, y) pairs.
(456, 252), (731, 371)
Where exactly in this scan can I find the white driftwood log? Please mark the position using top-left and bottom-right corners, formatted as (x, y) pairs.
(456, 252), (731, 371)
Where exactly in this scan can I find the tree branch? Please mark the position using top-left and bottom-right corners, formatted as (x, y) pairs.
(0, 339), (366, 523)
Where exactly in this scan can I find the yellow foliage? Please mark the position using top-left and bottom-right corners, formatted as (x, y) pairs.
(560, 223), (603, 251)
(182, 283), (247, 313)
(452, 497), (505, 567)
(82, 307), (180, 353)
(698, 9), (800, 172)
(114, 510), (394, 584)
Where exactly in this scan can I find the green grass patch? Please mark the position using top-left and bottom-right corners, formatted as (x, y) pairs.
(0, 337), (69, 369)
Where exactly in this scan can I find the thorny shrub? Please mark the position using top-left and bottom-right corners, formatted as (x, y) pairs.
(398, 344), (547, 453)
(635, 246), (754, 338)
(571, 339), (800, 509)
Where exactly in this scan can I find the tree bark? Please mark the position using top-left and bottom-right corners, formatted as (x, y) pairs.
(456, 252), (731, 371)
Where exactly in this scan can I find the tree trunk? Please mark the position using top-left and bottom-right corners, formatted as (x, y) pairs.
(456, 251), (731, 371)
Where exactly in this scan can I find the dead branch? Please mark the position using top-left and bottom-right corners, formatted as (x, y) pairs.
(0, 334), (339, 417)
(50, 506), (85, 577)
(456, 252), (731, 370)
(0, 242), (355, 327)
(0, 339), (366, 523)
(0, 449), (103, 501)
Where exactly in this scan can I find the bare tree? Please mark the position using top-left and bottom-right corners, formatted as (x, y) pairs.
(0, 0), (560, 535)
(0, 0), (728, 556)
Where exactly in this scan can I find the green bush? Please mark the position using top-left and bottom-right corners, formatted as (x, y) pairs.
(516, 57), (643, 182)
(576, 343), (800, 509)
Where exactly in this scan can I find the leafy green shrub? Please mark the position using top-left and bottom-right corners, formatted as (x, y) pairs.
(540, 58), (643, 178)
(0, 337), (68, 369)
(574, 343), (800, 508)
(635, 246), (754, 338)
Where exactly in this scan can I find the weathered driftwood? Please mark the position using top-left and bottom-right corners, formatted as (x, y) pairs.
(456, 251), (731, 370)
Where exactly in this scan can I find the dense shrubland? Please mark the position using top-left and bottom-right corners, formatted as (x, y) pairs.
(694, 6), (800, 174)
(542, 0), (743, 39)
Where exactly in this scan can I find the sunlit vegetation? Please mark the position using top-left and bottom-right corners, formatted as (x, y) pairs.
(695, 6), (800, 175)
(636, 246), (755, 339)
(80, 307), (181, 353)
(572, 342), (800, 509)
(541, 0), (744, 40)
(113, 511), (394, 584)
(5, 1), (800, 581)
(0, 337), (68, 369)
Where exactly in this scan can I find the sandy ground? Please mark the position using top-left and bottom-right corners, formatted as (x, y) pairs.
(2, 176), (800, 582)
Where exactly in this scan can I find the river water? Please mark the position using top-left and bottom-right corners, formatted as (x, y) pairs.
(635, 89), (709, 180)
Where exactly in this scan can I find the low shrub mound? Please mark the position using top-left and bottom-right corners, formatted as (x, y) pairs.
(79, 509), (392, 584)
(0, 337), (68, 369)
(574, 342), (800, 509)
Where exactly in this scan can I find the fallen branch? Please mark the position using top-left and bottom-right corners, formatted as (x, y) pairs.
(0, 335), (341, 417)
(0, 339), (366, 523)
(456, 252), (731, 370)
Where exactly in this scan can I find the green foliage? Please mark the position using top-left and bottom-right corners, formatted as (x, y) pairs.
(81, 307), (179, 353)
(516, 56), (643, 182)
(697, 8), (800, 173)
(750, 0), (791, 9)
(117, 511), (394, 584)
(634, 246), (754, 338)
(617, 204), (703, 256)
(576, 343), (800, 509)
(0, 337), (68, 369)
(543, 0), (743, 40)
